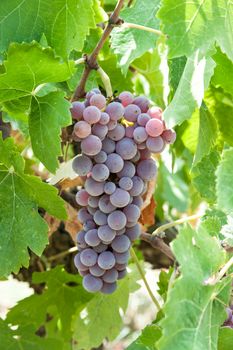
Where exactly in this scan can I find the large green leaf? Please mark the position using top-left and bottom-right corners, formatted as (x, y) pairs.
(216, 148), (233, 213)
(127, 324), (161, 350)
(157, 225), (231, 350)
(0, 0), (96, 57)
(158, 0), (233, 61)
(72, 266), (140, 350)
(164, 51), (215, 128)
(218, 327), (233, 350)
(212, 49), (233, 96)
(0, 136), (66, 277)
(111, 0), (160, 75)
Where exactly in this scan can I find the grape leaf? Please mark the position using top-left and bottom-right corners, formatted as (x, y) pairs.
(72, 266), (140, 350)
(168, 56), (187, 94)
(29, 92), (71, 173)
(218, 327), (233, 350)
(216, 148), (233, 213)
(7, 266), (92, 341)
(111, 0), (160, 75)
(0, 0), (96, 57)
(158, 0), (233, 61)
(164, 51), (215, 128)
(212, 49), (233, 96)
(0, 136), (66, 277)
(127, 324), (161, 350)
(157, 225), (231, 350)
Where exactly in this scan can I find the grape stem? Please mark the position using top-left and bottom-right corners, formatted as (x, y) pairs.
(75, 57), (85, 65)
(48, 246), (78, 262)
(140, 232), (175, 261)
(206, 256), (233, 285)
(97, 67), (113, 97)
(152, 213), (202, 236)
(119, 22), (164, 36)
(130, 247), (162, 311)
(72, 0), (125, 100)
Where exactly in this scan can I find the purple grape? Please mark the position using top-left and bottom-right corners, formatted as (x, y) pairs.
(118, 269), (127, 280)
(107, 210), (127, 230)
(78, 208), (92, 223)
(75, 189), (89, 206)
(108, 124), (125, 141)
(115, 263), (127, 271)
(90, 94), (106, 110)
(117, 161), (136, 178)
(104, 182), (116, 195)
(119, 177), (133, 191)
(133, 126), (148, 143)
(92, 123), (108, 140)
(94, 210), (108, 226)
(101, 137), (115, 154)
(115, 138), (137, 160)
(94, 151), (107, 164)
(98, 251), (116, 270)
(138, 142), (146, 150)
(80, 248), (98, 267)
(125, 125), (135, 138)
(74, 252), (89, 271)
(162, 129), (176, 144)
(108, 120), (117, 130)
(88, 196), (100, 208)
(105, 153), (124, 173)
(94, 243), (108, 253)
(132, 196), (143, 208)
(119, 91), (134, 106)
(87, 205), (97, 215)
(146, 136), (164, 153)
(137, 113), (150, 126)
(129, 176), (144, 196)
(110, 188), (130, 208)
(99, 112), (110, 125)
(116, 228), (126, 235)
(98, 225), (116, 242)
(71, 101), (85, 120)
(102, 268), (118, 283)
(85, 229), (101, 247)
(123, 204), (141, 223)
(83, 106), (101, 124)
(74, 121), (91, 139)
(131, 150), (140, 163)
(111, 235), (131, 253)
(114, 251), (130, 264)
(83, 219), (96, 231)
(85, 177), (105, 196)
(124, 104), (141, 122)
(89, 264), (105, 277)
(81, 135), (102, 156)
(98, 194), (116, 213)
(140, 148), (151, 160)
(133, 96), (150, 113)
(92, 163), (110, 182)
(145, 118), (164, 137)
(125, 224), (141, 241)
(72, 155), (93, 176)
(83, 274), (103, 292)
(101, 282), (117, 294)
(137, 159), (157, 181)
(106, 102), (124, 120)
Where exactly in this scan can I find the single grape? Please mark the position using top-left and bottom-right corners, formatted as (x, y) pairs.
(98, 251), (116, 270)
(74, 121), (91, 139)
(137, 159), (157, 181)
(105, 153), (124, 173)
(71, 101), (85, 120)
(114, 251), (130, 264)
(101, 137), (115, 154)
(102, 268), (118, 283)
(110, 188), (130, 208)
(83, 105), (101, 124)
(94, 243), (108, 253)
(125, 125), (135, 138)
(97, 225), (116, 242)
(140, 148), (151, 160)
(117, 161), (136, 178)
(92, 123), (108, 140)
(83, 274), (103, 292)
(116, 228), (126, 235)
(74, 252), (89, 271)
(83, 219), (96, 231)
(137, 113), (150, 126)
(162, 129), (176, 144)
(129, 176), (144, 196)
(146, 136), (165, 153)
(111, 235), (131, 253)
(75, 189), (89, 206)
(131, 150), (140, 163)
(90, 94), (106, 110)
(72, 155), (93, 176)
(101, 282), (117, 294)
(92, 88), (101, 94)
(78, 208), (92, 223)
(107, 120), (117, 131)
(124, 104), (141, 122)
(89, 264), (105, 277)
(108, 124), (125, 141)
(106, 102), (124, 120)
(94, 210), (108, 226)
(99, 112), (110, 125)
(119, 177), (133, 191)
(85, 177), (105, 196)
(115, 138), (137, 160)
(92, 163), (110, 182)
(108, 210), (127, 230)
(137, 142), (146, 150)
(132, 196), (143, 208)
(85, 229), (101, 247)
(80, 248), (98, 267)
(133, 96), (150, 113)
(118, 269), (127, 280)
(133, 126), (148, 143)
(119, 91), (134, 106)
(145, 118), (164, 137)
(147, 106), (163, 119)
(88, 196), (99, 208)
(94, 150), (107, 164)
(104, 182), (116, 195)
(115, 263), (127, 271)
(81, 135), (102, 156)
(123, 204), (141, 223)
(98, 194), (116, 213)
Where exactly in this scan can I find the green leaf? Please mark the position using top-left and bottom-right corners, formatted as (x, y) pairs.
(168, 56), (187, 94)
(0, 136), (66, 277)
(212, 49), (233, 96)
(158, 0), (233, 61)
(72, 265), (140, 350)
(127, 324), (162, 350)
(218, 327), (233, 350)
(157, 268), (173, 302)
(111, 0), (160, 75)
(164, 51), (215, 128)
(216, 148), (233, 213)
(0, 0), (96, 57)
(192, 149), (220, 203)
(29, 92), (71, 173)
(7, 266), (92, 341)
(157, 225), (231, 350)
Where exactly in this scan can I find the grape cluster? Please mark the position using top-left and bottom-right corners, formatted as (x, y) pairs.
(71, 89), (176, 294)
(223, 306), (233, 328)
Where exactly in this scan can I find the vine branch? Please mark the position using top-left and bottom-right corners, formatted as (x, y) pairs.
(140, 232), (175, 261)
(72, 0), (125, 101)
(120, 22), (163, 36)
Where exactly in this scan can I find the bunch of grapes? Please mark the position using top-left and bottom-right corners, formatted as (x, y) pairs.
(71, 89), (176, 294)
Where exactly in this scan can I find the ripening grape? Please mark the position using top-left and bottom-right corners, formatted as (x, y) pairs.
(107, 210), (127, 230)
(114, 251), (130, 264)
(83, 219), (96, 231)
(102, 268), (118, 283)
(137, 113), (150, 126)
(99, 112), (110, 125)
(147, 106), (163, 119)
(94, 150), (107, 164)
(129, 176), (144, 196)
(145, 118), (164, 137)
(83, 106), (101, 124)
(115, 138), (137, 160)
(162, 129), (176, 144)
(94, 210), (108, 226)
(74, 121), (91, 139)
(72, 155), (93, 176)
(111, 235), (131, 253)
(92, 123), (108, 140)
(80, 248), (98, 267)
(94, 243), (108, 253)
(123, 204), (141, 223)
(118, 269), (127, 280)
(101, 282), (117, 294)
(108, 124), (125, 141)
(119, 177), (133, 191)
(75, 189), (89, 206)
(125, 125), (135, 138)
(92, 163), (110, 182)
(110, 188), (130, 208)
(81, 135), (102, 156)
(89, 264), (105, 277)
(124, 104), (141, 122)
(117, 161), (136, 178)
(83, 274), (103, 292)
(107, 120), (117, 130)
(105, 153), (124, 173)
(119, 91), (134, 106)
(78, 208), (92, 223)
(133, 96), (149, 113)
(137, 159), (157, 181)
(90, 94), (106, 110)
(101, 137), (115, 154)
(104, 182), (116, 195)
(133, 126), (148, 143)
(146, 136), (165, 153)
(106, 101), (124, 120)
(97, 225), (116, 242)
(98, 251), (116, 270)
(88, 196), (99, 208)
(98, 194), (116, 213)
(71, 101), (85, 120)
(85, 177), (105, 196)
(85, 229), (101, 247)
